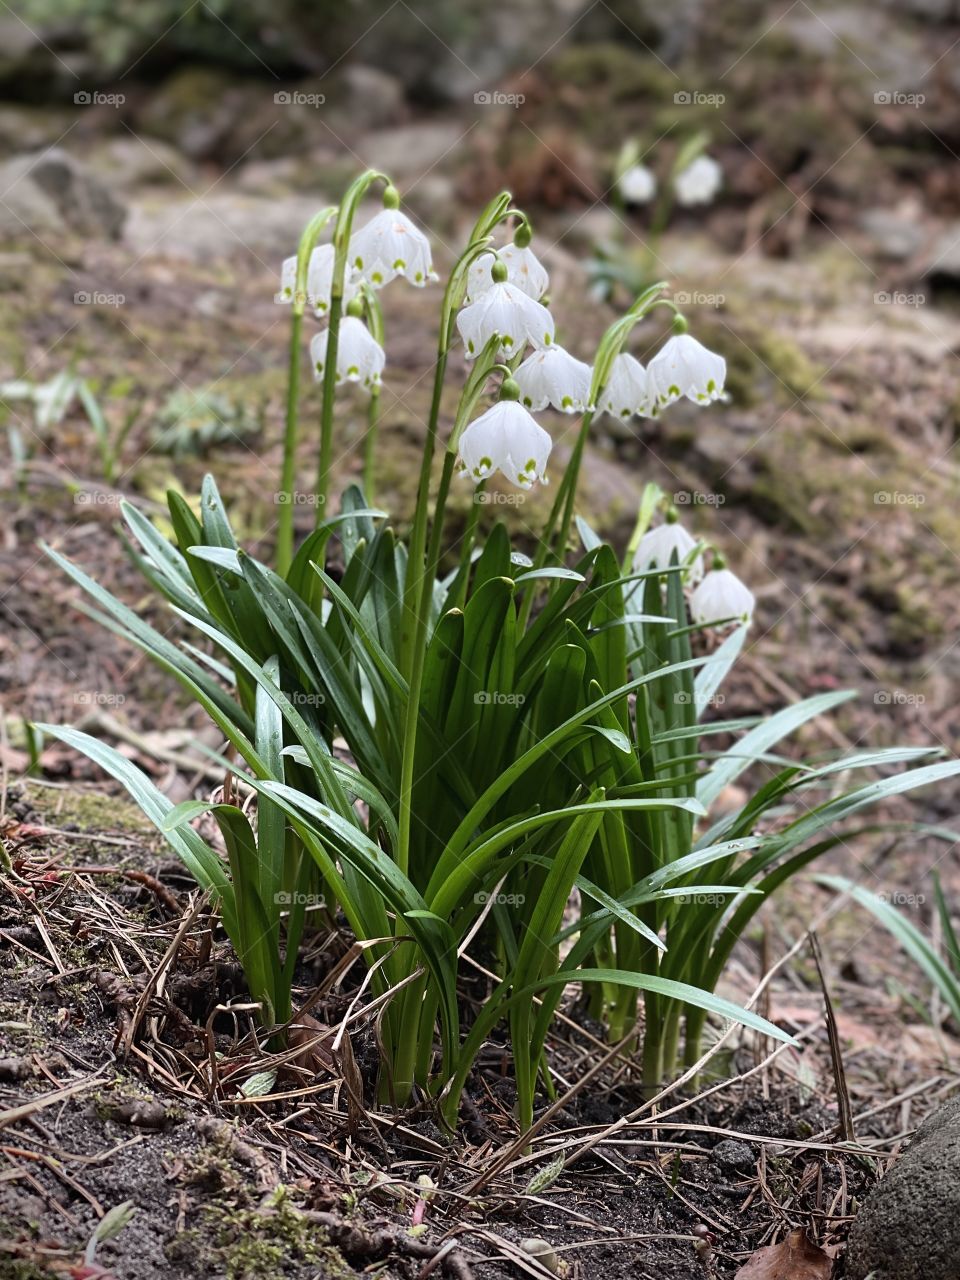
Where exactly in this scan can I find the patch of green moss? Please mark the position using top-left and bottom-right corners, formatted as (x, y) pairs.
(166, 1193), (355, 1280)
(548, 42), (672, 102)
(23, 782), (151, 837)
(745, 423), (878, 537)
(723, 324), (824, 405)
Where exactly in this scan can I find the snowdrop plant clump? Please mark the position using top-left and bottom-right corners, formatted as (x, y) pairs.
(43, 170), (960, 1133)
(596, 134), (725, 302)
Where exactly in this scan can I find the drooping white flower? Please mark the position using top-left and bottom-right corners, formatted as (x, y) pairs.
(646, 333), (726, 409)
(278, 244), (359, 315)
(514, 345), (593, 413)
(674, 155), (722, 207)
(310, 317), (384, 391)
(457, 281), (555, 359)
(349, 208), (436, 288)
(690, 566), (754, 626)
(597, 353), (652, 420)
(619, 163), (657, 205)
(633, 519), (704, 584)
(466, 243), (549, 302)
(457, 398), (552, 489)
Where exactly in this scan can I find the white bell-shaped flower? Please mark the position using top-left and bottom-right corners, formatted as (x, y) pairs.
(619, 163), (657, 205)
(674, 155), (722, 207)
(278, 245), (359, 316)
(466, 242), (549, 303)
(633, 516), (704, 584)
(457, 271), (555, 359)
(690, 562), (754, 627)
(514, 345), (592, 413)
(456, 384), (552, 489)
(597, 353), (652, 420)
(349, 202), (435, 289)
(647, 333), (726, 409)
(310, 316), (384, 391)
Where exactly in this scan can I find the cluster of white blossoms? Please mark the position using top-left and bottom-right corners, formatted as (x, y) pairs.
(279, 188), (434, 391)
(617, 154), (723, 209)
(673, 155), (723, 207)
(278, 191), (728, 497)
(633, 509), (755, 627)
(455, 234), (727, 487)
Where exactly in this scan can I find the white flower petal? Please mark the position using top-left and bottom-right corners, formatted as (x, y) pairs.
(466, 243), (549, 302)
(619, 163), (657, 204)
(647, 334), (726, 408)
(598, 353), (652, 420)
(674, 155), (722, 207)
(633, 522), (704, 584)
(514, 345), (593, 413)
(349, 209), (435, 288)
(457, 400), (552, 489)
(310, 316), (385, 391)
(278, 244), (359, 314)
(690, 567), (754, 626)
(456, 282), (554, 359)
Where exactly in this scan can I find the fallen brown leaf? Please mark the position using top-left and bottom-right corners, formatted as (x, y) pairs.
(288, 1012), (363, 1128)
(735, 1229), (834, 1280)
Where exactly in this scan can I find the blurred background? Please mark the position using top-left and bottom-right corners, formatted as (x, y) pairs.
(2, 0), (960, 826)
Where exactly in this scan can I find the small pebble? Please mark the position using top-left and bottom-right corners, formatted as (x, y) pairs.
(519, 1238), (558, 1274)
(712, 1138), (756, 1172)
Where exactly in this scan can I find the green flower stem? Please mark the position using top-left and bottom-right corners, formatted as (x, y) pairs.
(276, 309), (304, 576)
(313, 169), (389, 525)
(361, 289), (385, 501)
(683, 1006), (706, 1068)
(446, 479), (486, 610)
(516, 410), (593, 631)
(276, 204), (337, 576)
(315, 290), (343, 513)
(397, 428), (452, 880)
(363, 386), (381, 500)
(554, 408), (595, 561)
(387, 972), (429, 1105)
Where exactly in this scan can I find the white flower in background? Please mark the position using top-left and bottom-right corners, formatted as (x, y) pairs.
(646, 333), (726, 409)
(618, 163), (657, 205)
(674, 155), (722, 207)
(514, 345), (592, 413)
(278, 245), (359, 315)
(466, 243), (549, 302)
(349, 208), (436, 288)
(597, 353), (652, 420)
(633, 517), (704, 584)
(457, 279), (555, 359)
(690, 562), (755, 626)
(310, 317), (385, 391)
(457, 392), (552, 489)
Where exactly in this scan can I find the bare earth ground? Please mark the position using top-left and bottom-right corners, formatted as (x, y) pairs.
(3, 150), (960, 1275)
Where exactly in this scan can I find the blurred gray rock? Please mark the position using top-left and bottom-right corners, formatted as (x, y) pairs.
(783, 5), (930, 94)
(355, 121), (465, 181)
(137, 67), (250, 160)
(297, 0), (590, 101)
(0, 106), (77, 158)
(921, 223), (960, 284)
(845, 1094), (960, 1280)
(77, 136), (198, 192)
(124, 191), (328, 261)
(859, 208), (926, 261)
(325, 64), (406, 131)
(0, 148), (125, 238)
